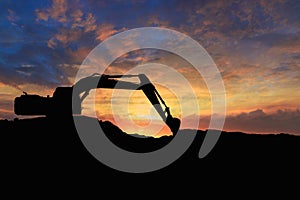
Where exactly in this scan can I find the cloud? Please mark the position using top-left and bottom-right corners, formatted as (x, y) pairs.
(48, 28), (83, 48)
(96, 24), (119, 41)
(81, 13), (97, 32)
(224, 108), (300, 135)
(175, 0), (292, 53)
(169, 0), (300, 119)
(70, 10), (97, 32)
(36, 0), (99, 49)
(182, 108), (300, 135)
(6, 9), (19, 24)
(0, 40), (78, 89)
(36, 0), (68, 22)
(147, 14), (169, 27)
(36, 0), (124, 49)
(0, 94), (17, 119)
(67, 47), (92, 64)
(0, 109), (17, 120)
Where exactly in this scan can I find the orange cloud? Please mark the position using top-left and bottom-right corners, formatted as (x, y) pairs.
(47, 28), (83, 49)
(38, 1), (120, 48)
(36, 0), (68, 22)
(57, 28), (82, 45)
(67, 47), (92, 64)
(36, 0), (98, 48)
(224, 108), (300, 135)
(82, 13), (97, 32)
(71, 10), (97, 32)
(96, 24), (118, 41)
(182, 108), (300, 135)
(0, 108), (17, 120)
(47, 38), (57, 49)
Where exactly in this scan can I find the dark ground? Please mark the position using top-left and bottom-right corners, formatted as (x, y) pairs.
(1, 116), (299, 194)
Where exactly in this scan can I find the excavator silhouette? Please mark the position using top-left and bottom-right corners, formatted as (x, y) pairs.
(14, 73), (180, 135)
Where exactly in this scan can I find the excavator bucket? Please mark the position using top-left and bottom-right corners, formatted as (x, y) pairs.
(166, 116), (181, 135)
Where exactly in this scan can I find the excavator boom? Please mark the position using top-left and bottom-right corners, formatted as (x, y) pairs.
(14, 73), (180, 134)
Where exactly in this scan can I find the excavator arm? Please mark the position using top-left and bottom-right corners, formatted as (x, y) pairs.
(73, 73), (180, 134)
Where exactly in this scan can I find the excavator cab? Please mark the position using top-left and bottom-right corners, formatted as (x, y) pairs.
(14, 93), (49, 115)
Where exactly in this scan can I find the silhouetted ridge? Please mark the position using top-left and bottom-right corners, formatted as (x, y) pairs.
(1, 116), (299, 184)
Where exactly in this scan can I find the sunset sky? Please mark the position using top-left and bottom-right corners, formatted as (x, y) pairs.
(0, 0), (300, 136)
